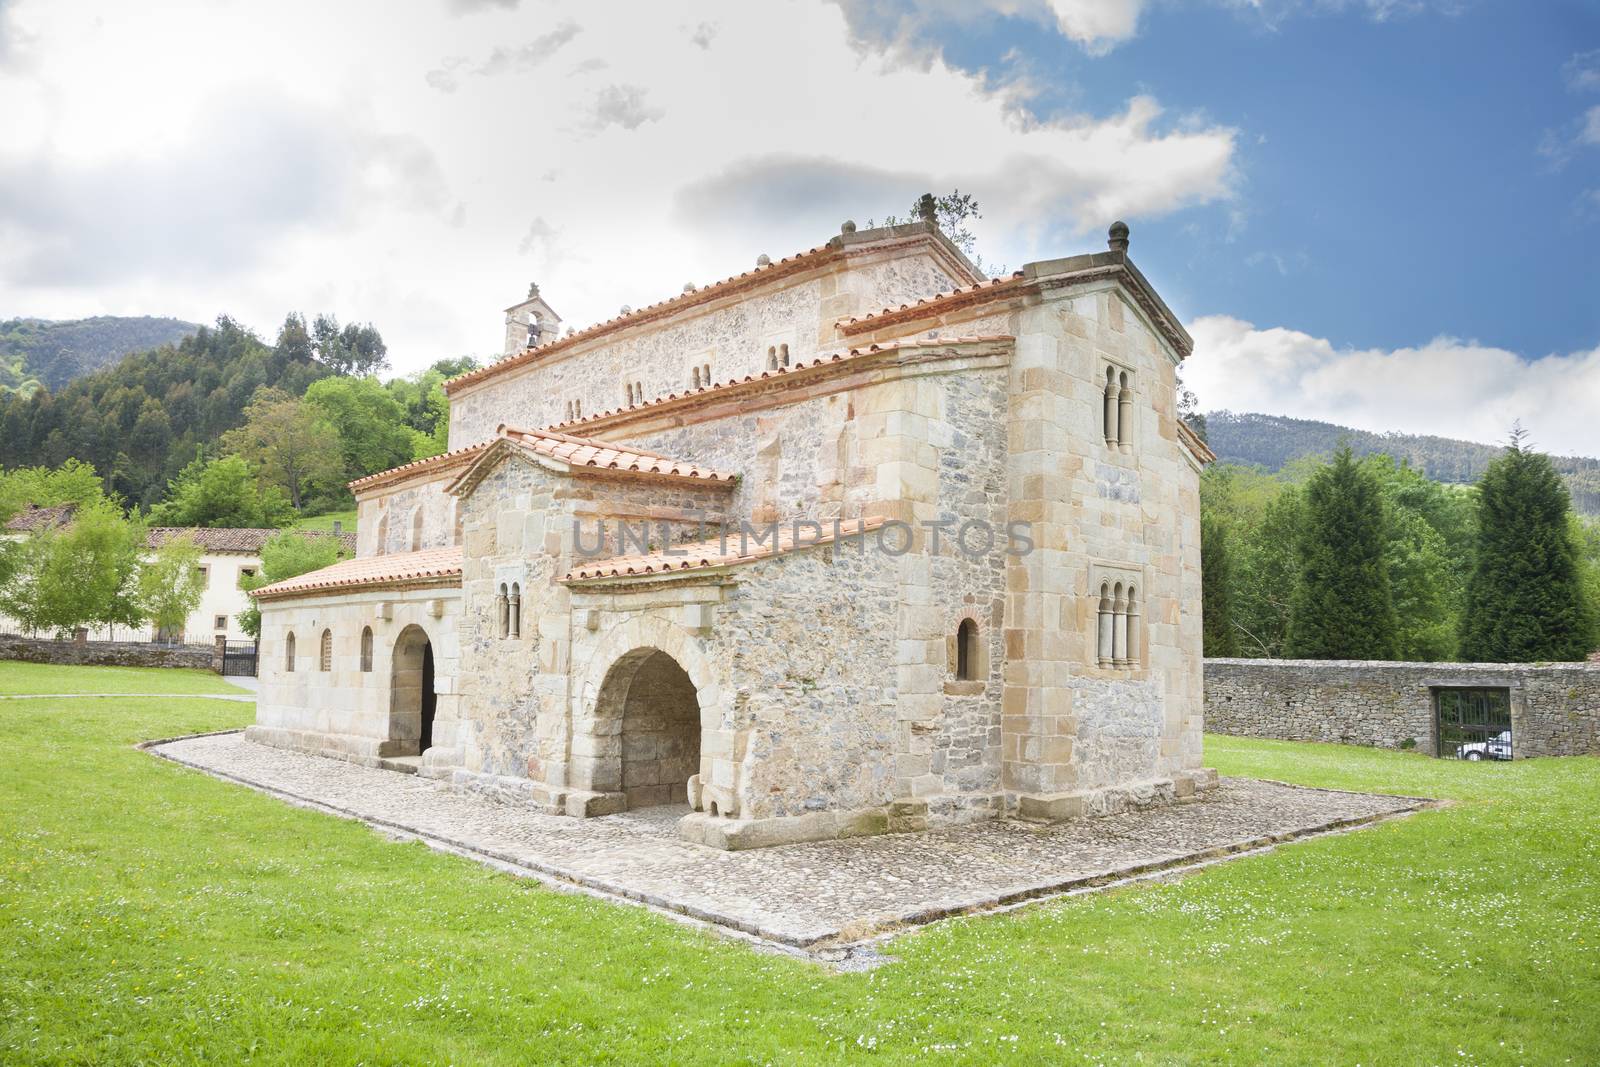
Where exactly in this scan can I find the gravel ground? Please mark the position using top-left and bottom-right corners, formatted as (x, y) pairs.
(150, 731), (1429, 948)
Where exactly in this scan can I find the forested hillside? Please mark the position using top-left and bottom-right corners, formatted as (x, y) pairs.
(0, 318), (333, 508)
(1204, 411), (1600, 516)
(0, 313), (474, 518)
(0, 316), (200, 395)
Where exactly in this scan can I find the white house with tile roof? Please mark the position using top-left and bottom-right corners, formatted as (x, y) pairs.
(2, 507), (354, 645)
(248, 207), (1217, 849)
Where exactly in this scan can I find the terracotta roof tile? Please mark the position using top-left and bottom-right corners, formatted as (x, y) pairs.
(495, 426), (736, 483)
(146, 527), (357, 554)
(834, 272), (1026, 330)
(445, 244), (838, 395)
(5, 508), (355, 555)
(1177, 420), (1217, 464)
(561, 516), (887, 583)
(550, 335), (1014, 431)
(253, 545), (462, 600)
(348, 441), (491, 493)
(4, 503), (76, 532)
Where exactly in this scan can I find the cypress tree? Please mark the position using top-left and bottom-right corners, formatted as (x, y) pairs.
(1284, 445), (1398, 659)
(1459, 428), (1595, 662)
(1201, 513), (1239, 656)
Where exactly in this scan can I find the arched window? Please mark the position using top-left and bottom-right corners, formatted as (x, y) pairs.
(509, 582), (522, 639)
(496, 583), (510, 639)
(634, 380), (643, 402)
(319, 629), (333, 671)
(285, 631), (297, 673)
(410, 508), (424, 551)
(955, 618), (979, 680)
(767, 346), (777, 370)
(779, 343), (790, 367)
(374, 510), (389, 556)
(625, 383), (635, 406)
(702, 362), (712, 386)
(692, 366), (702, 389)
(360, 626), (373, 672)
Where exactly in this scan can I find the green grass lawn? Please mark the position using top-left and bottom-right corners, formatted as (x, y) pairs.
(1, 673), (1596, 1064)
(0, 660), (249, 697)
(287, 509), (357, 535)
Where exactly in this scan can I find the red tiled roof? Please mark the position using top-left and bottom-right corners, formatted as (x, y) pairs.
(253, 545), (462, 601)
(561, 516), (887, 583)
(498, 426), (736, 482)
(445, 245), (842, 395)
(5, 508), (355, 554)
(550, 335), (1014, 431)
(1177, 420), (1217, 464)
(145, 527), (356, 554)
(444, 221), (981, 397)
(835, 272), (1026, 330)
(348, 441), (491, 494)
(4, 503), (76, 532)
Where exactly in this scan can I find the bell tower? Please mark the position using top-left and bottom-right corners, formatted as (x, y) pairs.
(503, 282), (564, 357)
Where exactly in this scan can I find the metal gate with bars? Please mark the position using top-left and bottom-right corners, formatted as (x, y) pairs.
(221, 641), (258, 677)
(1435, 687), (1512, 761)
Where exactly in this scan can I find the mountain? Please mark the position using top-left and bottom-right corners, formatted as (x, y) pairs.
(1203, 411), (1600, 516)
(0, 316), (201, 395)
(0, 317), (333, 508)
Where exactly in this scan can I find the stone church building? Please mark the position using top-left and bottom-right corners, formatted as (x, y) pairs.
(249, 206), (1217, 849)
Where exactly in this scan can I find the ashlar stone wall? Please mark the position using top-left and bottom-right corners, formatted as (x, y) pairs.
(446, 248), (960, 448)
(356, 475), (463, 557)
(249, 586), (463, 765)
(1205, 657), (1600, 758)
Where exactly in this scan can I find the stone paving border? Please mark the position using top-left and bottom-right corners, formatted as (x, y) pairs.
(144, 731), (1435, 957)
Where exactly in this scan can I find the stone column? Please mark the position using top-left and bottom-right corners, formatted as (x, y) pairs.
(1126, 591), (1141, 667)
(1097, 588), (1113, 668)
(1102, 378), (1118, 448)
(1112, 586), (1129, 668)
(1117, 379), (1133, 453)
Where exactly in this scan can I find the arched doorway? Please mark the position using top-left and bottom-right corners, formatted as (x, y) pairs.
(391, 624), (437, 756)
(594, 647), (701, 809)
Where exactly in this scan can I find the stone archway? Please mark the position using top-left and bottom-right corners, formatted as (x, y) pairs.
(390, 624), (437, 756)
(594, 648), (701, 809)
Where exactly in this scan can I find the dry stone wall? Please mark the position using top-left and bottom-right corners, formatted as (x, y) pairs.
(1205, 658), (1600, 757)
(0, 634), (216, 671)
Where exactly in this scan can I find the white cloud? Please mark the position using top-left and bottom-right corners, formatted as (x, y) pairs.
(1186, 315), (1600, 456)
(1563, 49), (1600, 93)
(1581, 105), (1600, 146)
(0, 0), (1238, 372)
(831, 0), (1145, 56)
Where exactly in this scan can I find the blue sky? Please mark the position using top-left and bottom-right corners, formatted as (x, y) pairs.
(1, 0), (1596, 451)
(917, 1), (1599, 357)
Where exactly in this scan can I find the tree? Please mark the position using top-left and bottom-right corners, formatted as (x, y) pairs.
(303, 376), (417, 482)
(219, 388), (344, 510)
(1284, 446), (1398, 659)
(310, 314), (388, 377)
(237, 531), (349, 638)
(1363, 455), (1475, 661)
(866, 190), (1004, 274)
(138, 534), (206, 640)
(147, 453), (294, 528)
(0, 501), (145, 638)
(1459, 429), (1596, 662)
(1200, 513), (1238, 656)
